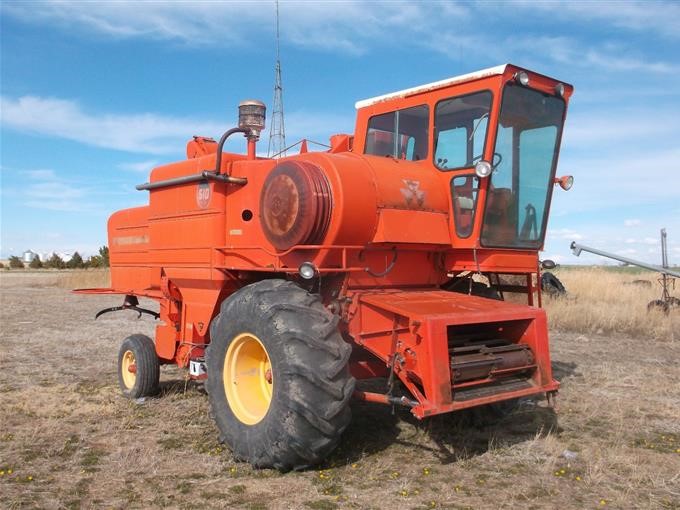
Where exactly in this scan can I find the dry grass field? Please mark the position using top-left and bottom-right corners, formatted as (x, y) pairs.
(1, 268), (679, 509)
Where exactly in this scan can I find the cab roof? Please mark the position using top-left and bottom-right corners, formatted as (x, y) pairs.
(355, 64), (509, 109)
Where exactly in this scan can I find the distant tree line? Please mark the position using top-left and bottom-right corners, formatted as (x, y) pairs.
(4, 246), (109, 270)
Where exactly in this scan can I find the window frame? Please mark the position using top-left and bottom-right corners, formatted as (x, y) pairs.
(433, 89), (494, 172)
(479, 83), (567, 249)
(363, 104), (430, 161)
(450, 173), (480, 239)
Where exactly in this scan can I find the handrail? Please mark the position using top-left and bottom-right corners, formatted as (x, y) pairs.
(136, 170), (247, 191)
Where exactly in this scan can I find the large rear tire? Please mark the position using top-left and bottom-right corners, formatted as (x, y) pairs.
(206, 279), (355, 471)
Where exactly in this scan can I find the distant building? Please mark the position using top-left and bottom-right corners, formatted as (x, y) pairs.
(22, 250), (37, 263)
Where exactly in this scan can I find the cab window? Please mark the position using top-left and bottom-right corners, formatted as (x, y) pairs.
(451, 174), (480, 238)
(365, 105), (429, 161)
(434, 91), (492, 170)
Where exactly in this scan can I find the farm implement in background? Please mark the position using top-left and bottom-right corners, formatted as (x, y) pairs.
(571, 229), (679, 313)
(76, 64), (575, 470)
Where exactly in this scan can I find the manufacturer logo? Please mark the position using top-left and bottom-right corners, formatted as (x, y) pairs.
(196, 182), (211, 209)
(400, 179), (426, 209)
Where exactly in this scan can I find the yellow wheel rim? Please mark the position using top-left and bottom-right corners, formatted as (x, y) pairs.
(121, 350), (137, 389)
(223, 333), (273, 425)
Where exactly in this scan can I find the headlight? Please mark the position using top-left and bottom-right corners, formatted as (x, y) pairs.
(298, 262), (317, 280)
(475, 160), (492, 178)
(555, 83), (565, 97)
(514, 71), (530, 86)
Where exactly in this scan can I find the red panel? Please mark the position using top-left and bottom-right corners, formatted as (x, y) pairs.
(359, 290), (543, 323)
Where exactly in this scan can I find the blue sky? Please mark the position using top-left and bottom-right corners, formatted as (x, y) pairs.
(1, 0), (679, 265)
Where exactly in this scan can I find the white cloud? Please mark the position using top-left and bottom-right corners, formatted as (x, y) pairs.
(5, 0), (676, 79)
(520, 1), (680, 40)
(426, 32), (678, 77)
(523, 37), (677, 75)
(16, 169), (92, 212)
(557, 147), (680, 214)
(118, 160), (160, 173)
(547, 228), (583, 241)
(0, 1), (455, 55)
(284, 111), (354, 142)
(624, 219), (641, 227)
(24, 169), (58, 180)
(582, 49), (677, 74)
(0, 95), (350, 155)
(0, 95), (223, 154)
(563, 109), (680, 150)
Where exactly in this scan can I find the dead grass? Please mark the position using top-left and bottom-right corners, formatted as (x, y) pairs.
(1, 269), (679, 509)
(57, 269), (110, 289)
(543, 267), (678, 341)
(0, 269), (110, 290)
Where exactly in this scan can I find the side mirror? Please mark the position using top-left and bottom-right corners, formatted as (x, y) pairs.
(541, 259), (557, 270)
(554, 175), (574, 191)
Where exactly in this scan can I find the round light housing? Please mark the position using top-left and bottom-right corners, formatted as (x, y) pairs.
(541, 259), (557, 270)
(555, 175), (574, 191)
(238, 99), (266, 139)
(555, 82), (565, 97)
(299, 262), (317, 280)
(515, 71), (530, 86)
(474, 160), (492, 178)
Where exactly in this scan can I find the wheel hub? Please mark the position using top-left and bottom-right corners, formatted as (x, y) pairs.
(121, 350), (137, 389)
(223, 333), (273, 425)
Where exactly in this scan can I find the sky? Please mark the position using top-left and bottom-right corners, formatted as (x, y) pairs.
(1, 0), (679, 265)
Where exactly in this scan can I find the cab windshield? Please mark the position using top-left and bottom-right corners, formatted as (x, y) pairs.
(481, 84), (565, 248)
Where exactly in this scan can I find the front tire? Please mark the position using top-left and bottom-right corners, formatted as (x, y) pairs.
(206, 279), (355, 471)
(118, 334), (160, 398)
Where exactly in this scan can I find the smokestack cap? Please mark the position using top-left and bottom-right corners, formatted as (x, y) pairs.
(238, 99), (266, 139)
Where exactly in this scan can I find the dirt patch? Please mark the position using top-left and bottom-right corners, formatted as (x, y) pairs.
(1, 272), (679, 509)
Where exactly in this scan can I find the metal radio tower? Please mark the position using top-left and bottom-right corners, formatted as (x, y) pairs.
(268, 0), (286, 158)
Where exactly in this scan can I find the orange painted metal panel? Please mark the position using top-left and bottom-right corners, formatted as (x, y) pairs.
(373, 209), (451, 244)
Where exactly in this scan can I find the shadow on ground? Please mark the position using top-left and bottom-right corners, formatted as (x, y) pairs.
(552, 360), (580, 381)
(327, 378), (560, 468)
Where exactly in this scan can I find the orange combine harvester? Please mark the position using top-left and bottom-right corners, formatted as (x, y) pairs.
(77, 64), (574, 470)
